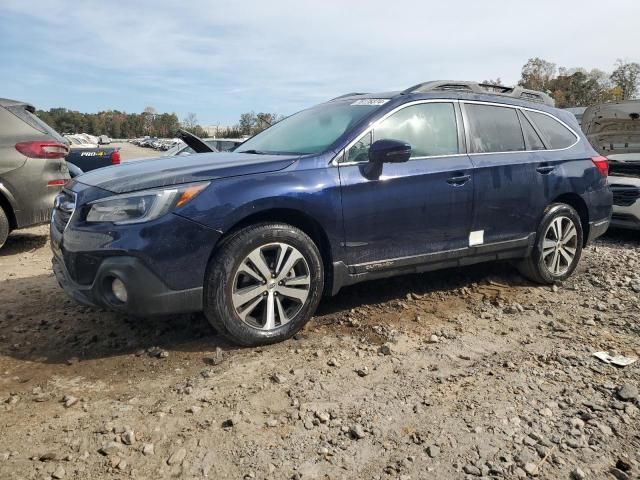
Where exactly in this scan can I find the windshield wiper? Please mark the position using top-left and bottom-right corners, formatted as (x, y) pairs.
(238, 149), (264, 154)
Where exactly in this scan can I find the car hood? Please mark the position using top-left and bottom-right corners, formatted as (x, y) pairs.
(582, 100), (640, 155)
(75, 152), (299, 194)
(582, 100), (640, 179)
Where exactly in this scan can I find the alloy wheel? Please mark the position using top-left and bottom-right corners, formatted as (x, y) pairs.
(542, 216), (578, 276)
(231, 242), (311, 330)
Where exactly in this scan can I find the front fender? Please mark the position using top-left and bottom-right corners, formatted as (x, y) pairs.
(176, 161), (344, 257)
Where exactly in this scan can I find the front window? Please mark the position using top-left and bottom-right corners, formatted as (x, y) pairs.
(237, 101), (382, 155)
(345, 102), (459, 162)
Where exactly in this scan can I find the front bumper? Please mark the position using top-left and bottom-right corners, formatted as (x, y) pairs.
(611, 203), (640, 230)
(609, 178), (640, 230)
(50, 183), (220, 316)
(52, 254), (203, 315)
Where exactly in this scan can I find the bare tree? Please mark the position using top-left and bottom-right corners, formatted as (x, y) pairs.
(182, 112), (198, 130)
(519, 58), (557, 92)
(610, 59), (640, 100)
(142, 106), (157, 134)
(481, 78), (504, 86)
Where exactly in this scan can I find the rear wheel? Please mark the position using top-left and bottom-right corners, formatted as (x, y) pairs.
(204, 223), (324, 346)
(517, 203), (583, 284)
(0, 206), (9, 250)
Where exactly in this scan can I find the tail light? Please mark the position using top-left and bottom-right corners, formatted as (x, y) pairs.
(111, 150), (121, 165)
(15, 141), (68, 159)
(591, 156), (609, 177)
(47, 179), (67, 187)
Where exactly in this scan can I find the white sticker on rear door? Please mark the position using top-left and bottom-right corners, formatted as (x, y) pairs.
(469, 230), (484, 246)
(351, 99), (389, 106)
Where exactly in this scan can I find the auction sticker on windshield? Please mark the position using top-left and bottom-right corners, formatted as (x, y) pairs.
(351, 99), (389, 106)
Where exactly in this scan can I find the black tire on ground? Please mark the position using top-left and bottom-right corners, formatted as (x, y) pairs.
(204, 222), (324, 346)
(517, 203), (584, 284)
(0, 206), (10, 250)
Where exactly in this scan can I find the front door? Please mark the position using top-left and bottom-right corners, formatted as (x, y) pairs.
(338, 101), (475, 268)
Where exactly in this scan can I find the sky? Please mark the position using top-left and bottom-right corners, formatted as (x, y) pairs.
(1, 0), (639, 125)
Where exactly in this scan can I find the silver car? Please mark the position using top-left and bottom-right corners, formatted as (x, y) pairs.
(582, 100), (640, 230)
(0, 98), (70, 248)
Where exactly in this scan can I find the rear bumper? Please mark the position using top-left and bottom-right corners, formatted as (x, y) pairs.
(52, 254), (203, 315)
(587, 217), (611, 242)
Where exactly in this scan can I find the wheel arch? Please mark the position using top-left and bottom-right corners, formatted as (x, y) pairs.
(0, 188), (17, 230)
(211, 207), (335, 295)
(550, 193), (589, 246)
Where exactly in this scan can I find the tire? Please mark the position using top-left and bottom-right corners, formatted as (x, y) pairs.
(204, 222), (324, 346)
(0, 206), (9, 250)
(517, 203), (583, 284)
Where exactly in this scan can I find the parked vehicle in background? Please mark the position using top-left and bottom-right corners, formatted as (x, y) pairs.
(0, 98), (69, 249)
(63, 134), (120, 175)
(211, 138), (245, 151)
(98, 135), (111, 145)
(65, 146), (121, 175)
(139, 137), (159, 147)
(582, 100), (640, 230)
(65, 134), (98, 148)
(163, 130), (219, 156)
(51, 81), (611, 346)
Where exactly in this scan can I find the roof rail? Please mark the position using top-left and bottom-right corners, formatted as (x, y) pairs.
(327, 92), (368, 102)
(401, 80), (555, 107)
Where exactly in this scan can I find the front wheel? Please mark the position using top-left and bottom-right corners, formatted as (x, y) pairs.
(517, 203), (583, 284)
(204, 223), (324, 346)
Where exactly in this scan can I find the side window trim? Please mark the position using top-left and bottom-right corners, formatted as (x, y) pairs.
(453, 102), (468, 155)
(459, 100), (580, 155)
(334, 99), (464, 166)
(521, 108), (580, 150)
(519, 109), (550, 150)
(517, 109), (547, 150)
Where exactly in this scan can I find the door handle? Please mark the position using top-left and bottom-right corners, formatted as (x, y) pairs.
(447, 174), (471, 186)
(536, 165), (555, 174)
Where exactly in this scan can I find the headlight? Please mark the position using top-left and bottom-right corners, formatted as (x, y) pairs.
(86, 182), (209, 224)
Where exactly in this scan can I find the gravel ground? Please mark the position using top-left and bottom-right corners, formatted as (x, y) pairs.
(0, 222), (638, 479)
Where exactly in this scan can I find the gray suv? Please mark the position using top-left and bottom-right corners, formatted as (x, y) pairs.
(0, 98), (70, 248)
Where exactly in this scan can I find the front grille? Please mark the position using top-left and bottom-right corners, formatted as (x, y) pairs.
(52, 190), (76, 232)
(65, 252), (102, 285)
(610, 184), (640, 207)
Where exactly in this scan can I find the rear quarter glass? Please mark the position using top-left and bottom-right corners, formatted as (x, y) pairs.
(5, 105), (65, 142)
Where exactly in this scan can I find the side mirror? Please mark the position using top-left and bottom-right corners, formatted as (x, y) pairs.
(368, 139), (411, 163)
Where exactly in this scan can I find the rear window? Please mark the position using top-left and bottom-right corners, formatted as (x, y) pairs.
(5, 105), (64, 142)
(466, 104), (525, 153)
(527, 111), (577, 150)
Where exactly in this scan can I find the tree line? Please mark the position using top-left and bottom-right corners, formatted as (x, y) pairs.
(36, 58), (639, 139)
(511, 58), (639, 108)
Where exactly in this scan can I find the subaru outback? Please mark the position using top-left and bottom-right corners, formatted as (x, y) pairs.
(51, 81), (612, 346)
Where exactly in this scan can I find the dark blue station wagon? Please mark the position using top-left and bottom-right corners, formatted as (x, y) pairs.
(51, 81), (612, 346)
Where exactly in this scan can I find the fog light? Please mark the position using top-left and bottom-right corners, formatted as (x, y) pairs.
(111, 278), (128, 303)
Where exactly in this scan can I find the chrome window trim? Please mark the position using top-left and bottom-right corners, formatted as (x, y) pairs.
(460, 100), (580, 156)
(331, 99), (464, 166)
(332, 98), (581, 166)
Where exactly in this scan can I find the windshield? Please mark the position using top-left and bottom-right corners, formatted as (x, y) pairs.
(237, 101), (382, 155)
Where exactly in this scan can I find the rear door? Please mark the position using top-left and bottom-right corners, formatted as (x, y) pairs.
(338, 100), (475, 267)
(461, 102), (545, 245)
